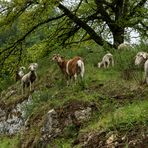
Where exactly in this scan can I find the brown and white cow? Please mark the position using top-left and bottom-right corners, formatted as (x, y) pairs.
(52, 54), (85, 85)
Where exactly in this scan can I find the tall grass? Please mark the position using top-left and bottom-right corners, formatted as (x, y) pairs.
(81, 100), (148, 133)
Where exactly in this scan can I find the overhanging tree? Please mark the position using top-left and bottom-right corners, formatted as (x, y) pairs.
(0, 0), (147, 72)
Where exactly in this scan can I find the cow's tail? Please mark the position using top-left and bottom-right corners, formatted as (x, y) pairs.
(77, 59), (85, 78)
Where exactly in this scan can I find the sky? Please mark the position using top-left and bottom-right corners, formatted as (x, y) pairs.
(129, 31), (140, 44)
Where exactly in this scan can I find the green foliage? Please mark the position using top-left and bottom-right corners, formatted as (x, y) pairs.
(0, 74), (15, 92)
(27, 42), (49, 61)
(0, 0), (147, 76)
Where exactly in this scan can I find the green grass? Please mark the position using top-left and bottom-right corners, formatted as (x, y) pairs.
(0, 135), (19, 148)
(48, 138), (73, 148)
(81, 99), (148, 133)
(1, 43), (148, 147)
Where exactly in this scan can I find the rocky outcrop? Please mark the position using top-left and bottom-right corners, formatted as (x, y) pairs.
(74, 107), (92, 123)
(41, 109), (61, 141)
(73, 127), (148, 148)
(0, 96), (32, 135)
(40, 101), (95, 143)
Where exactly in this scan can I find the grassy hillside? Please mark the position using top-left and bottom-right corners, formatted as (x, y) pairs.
(0, 43), (148, 147)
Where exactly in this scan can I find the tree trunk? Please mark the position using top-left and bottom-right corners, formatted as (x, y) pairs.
(112, 27), (124, 48)
(112, 0), (125, 48)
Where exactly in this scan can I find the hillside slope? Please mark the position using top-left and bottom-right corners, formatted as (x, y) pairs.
(0, 46), (148, 148)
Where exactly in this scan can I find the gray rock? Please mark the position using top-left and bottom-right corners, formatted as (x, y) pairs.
(0, 96), (32, 135)
(41, 109), (61, 141)
(74, 107), (92, 122)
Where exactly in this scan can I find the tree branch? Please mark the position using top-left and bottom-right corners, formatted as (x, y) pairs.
(94, 0), (113, 23)
(64, 37), (91, 46)
(58, 3), (113, 47)
(128, 0), (147, 17)
(0, 14), (65, 56)
(0, 1), (33, 28)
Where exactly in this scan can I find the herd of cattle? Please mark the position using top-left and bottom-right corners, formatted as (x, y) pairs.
(15, 45), (148, 94)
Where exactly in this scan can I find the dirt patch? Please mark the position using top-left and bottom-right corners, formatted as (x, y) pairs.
(74, 125), (148, 148)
